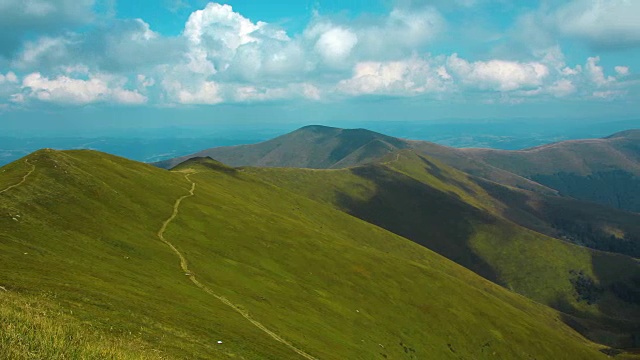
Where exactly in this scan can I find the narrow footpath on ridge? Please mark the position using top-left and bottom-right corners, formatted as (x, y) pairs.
(157, 172), (318, 360)
(0, 160), (36, 195)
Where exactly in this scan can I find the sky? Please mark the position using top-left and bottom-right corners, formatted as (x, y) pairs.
(0, 0), (639, 132)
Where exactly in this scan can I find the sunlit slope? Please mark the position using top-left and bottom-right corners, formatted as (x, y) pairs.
(245, 151), (640, 348)
(0, 150), (300, 359)
(0, 150), (612, 359)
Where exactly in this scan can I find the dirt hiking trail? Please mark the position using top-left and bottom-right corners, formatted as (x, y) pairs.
(157, 172), (318, 360)
(0, 160), (36, 195)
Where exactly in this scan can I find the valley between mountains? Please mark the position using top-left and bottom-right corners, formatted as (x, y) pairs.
(1, 127), (640, 359)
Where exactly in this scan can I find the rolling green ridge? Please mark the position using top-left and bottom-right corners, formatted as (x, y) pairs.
(244, 150), (640, 348)
(157, 126), (640, 211)
(460, 130), (640, 212)
(0, 149), (623, 359)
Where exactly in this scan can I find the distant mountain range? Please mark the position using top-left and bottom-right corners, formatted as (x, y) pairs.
(156, 125), (640, 212)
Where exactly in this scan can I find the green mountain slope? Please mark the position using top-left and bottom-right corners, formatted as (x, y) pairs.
(157, 126), (640, 211)
(460, 130), (640, 212)
(245, 151), (640, 349)
(0, 149), (621, 359)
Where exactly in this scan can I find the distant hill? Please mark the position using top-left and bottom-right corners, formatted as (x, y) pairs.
(154, 125), (410, 169)
(156, 126), (640, 211)
(460, 129), (640, 212)
(2, 150), (624, 359)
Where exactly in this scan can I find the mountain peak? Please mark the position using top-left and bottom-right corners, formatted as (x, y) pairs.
(297, 125), (342, 133)
(172, 156), (237, 174)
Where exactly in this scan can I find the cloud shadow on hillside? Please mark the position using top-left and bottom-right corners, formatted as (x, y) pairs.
(334, 165), (502, 285)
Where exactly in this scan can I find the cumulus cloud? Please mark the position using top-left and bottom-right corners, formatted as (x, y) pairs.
(13, 19), (185, 72)
(337, 58), (451, 95)
(615, 66), (630, 76)
(0, 72), (19, 84)
(325, 6), (445, 61)
(510, 0), (640, 52)
(0, 0), (95, 56)
(314, 27), (358, 66)
(585, 56), (615, 86)
(0, 72), (21, 106)
(169, 80), (222, 105)
(447, 54), (549, 91)
(17, 72), (146, 105)
(0, 1), (636, 108)
(182, 3), (288, 76)
(554, 0), (640, 49)
(547, 79), (577, 97)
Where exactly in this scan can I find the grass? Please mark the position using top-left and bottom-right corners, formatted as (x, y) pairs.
(245, 150), (640, 349)
(0, 291), (164, 360)
(0, 150), (628, 359)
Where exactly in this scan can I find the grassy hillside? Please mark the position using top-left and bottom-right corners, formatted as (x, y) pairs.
(245, 151), (640, 349)
(0, 149), (621, 359)
(461, 130), (640, 211)
(0, 291), (164, 360)
(474, 177), (640, 257)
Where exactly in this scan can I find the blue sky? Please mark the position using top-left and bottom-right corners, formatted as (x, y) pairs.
(0, 0), (639, 130)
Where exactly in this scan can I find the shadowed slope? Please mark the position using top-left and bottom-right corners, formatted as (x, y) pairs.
(461, 129), (640, 211)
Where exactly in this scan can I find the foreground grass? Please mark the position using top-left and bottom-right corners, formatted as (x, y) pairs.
(0, 291), (163, 360)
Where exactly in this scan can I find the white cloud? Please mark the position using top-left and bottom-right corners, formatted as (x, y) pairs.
(555, 0), (640, 48)
(1, 1), (636, 108)
(547, 79), (577, 97)
(561, 66), (582, 76)
(0, 0), (95, 56)
(314, 27), (358, 66)
(592, 90), (627, 99)
(12, 19), (185, 73)
(386, 7), (444, 46)
(615, 66), (630, 76)
(585, 56), (614, 86)
(0, 72), (20, 105)
(18, 72), (146, 105)
(0, 72), (19, 84)
(447, 54), (549, 91)
(302, 83), (321, 100)
(13, 36), (70, 69)
(137, 74), (155, 88)
(333, 6), (445, 61)
(162, 79), (222, 105)
(182, 3), (288, 76)
(338, 57), (450, 95)
(231, 83), (323, 102)
(111, 89), (148, 105)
